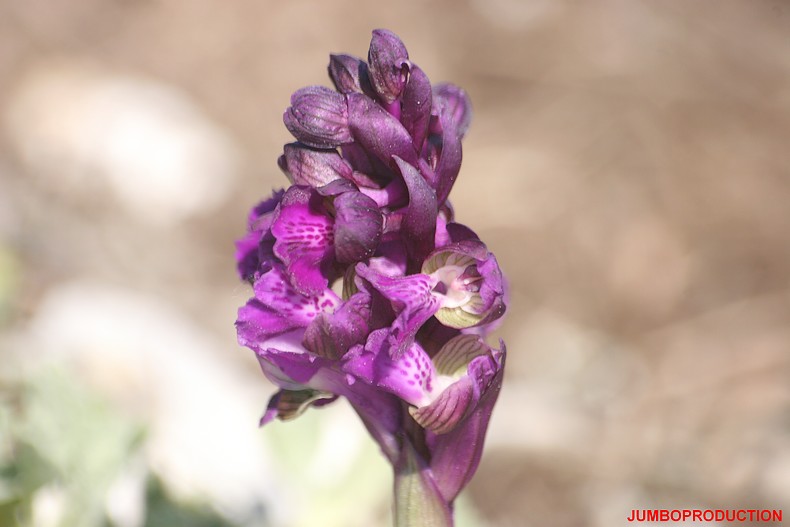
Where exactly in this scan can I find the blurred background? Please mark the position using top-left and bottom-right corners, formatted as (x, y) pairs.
(1, 1), (789, 526)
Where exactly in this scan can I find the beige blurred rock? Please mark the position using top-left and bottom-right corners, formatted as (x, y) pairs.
(5, 61), (240, 225)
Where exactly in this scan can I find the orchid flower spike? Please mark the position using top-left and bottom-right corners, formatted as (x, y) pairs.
(235, 29), (508, 526)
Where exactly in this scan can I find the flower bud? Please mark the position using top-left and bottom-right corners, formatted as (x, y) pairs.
(328, 53), (372, 95)
(433, 83), (472, 138)
(283, 86), (352, 148)
(368, 29), (410, 103)
(279, 142), (353, 187)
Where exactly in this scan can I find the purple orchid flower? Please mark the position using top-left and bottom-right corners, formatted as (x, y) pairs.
(236, 29), (508, 526)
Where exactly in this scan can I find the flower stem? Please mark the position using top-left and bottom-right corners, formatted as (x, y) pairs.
(393, 439), (454, 527)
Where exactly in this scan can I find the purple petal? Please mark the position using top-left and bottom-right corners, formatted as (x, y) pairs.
(433, 83), (472, 139)
(236, 266), (341, 350)
(347, 93), (419, 168)
(328, 54), (374, 96)
(345, 387), (403, 464)
(271, 187), (335, 296)
(283, 86), (352, 148)
(367, 29), (410, 104)
(426, 340), (505, 502)
(235, 190), (283, 281)
(279, 143), (353, 187)
(343, 329), (437, 406)
(237, 295), (302, 349)
(256, 335), (333, 388)
(338, 143), (397, 188)
(302, 291), (371, 359)
(315, 178), (359, 197)
(476, 252), (507, 323)
(409, 335), (498, 434)
(444, 221), (478, 244)
(400, 63), (432, 150)
(395, 156), (438, 266)
(333, 191), (383, 263)
(355, 262), (440, 355)
(339, 142), (376, 177)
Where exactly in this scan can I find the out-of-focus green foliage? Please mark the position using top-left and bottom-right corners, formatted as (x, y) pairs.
(266, 407), (391, 527)
(143, 478), (230, 527)
(0, 247), (19, 324)
(0, 368), (232, 527)
(1, 368), (142, 526)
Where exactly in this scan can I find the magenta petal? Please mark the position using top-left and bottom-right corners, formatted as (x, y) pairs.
(235, 190), (283, 281)
(237, 295), (301, 348)
(238, 264), (341, 352)
(254, 267), (340, 327)
(271, 187), (335, 295)
(367, 29), (410, 104)
(333, 191), (383, 263)
(283, 86), (352, 148)
(343, 329), (436, 406)
(279, 143), (353, 187)
(347, 93), (419, 168)
(256, 266), (339, 326)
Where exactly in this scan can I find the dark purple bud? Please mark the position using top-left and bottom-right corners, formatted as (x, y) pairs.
(433, 83), (472, 139)
(279, 143), (353, 187)
(328, 54), (374, 96)
(368, 29), (410, 104)
(347, 93), (419, 168)
(283, 86), (353, 148)
(340, 143), (396, 188)
(315, 178), (358, 197)
(401, 64), (433, 150)
(395, 156), (437, 266)
(333, 191), (384, 263)
(435, 124), (462, 204)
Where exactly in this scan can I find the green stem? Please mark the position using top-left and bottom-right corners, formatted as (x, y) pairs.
(393, 439), (454, 527)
